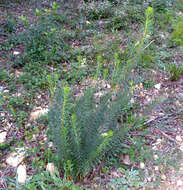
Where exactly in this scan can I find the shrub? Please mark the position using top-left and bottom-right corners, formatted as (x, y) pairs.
(48, 84), (144, 179)
(47, 7), (153, 179)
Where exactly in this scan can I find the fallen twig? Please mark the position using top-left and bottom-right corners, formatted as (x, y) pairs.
(154, 126), (181, 145)
(144, 109), (183, 126)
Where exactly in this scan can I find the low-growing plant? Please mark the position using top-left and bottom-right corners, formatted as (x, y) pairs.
(48, 84), (145, 179)
(166, 62), (183, 81)
(108, 168), (147, 190)
(107, 4), (144, 31)
(0, 69), (9, 82)
(2, 15), (17, 33)
(82, 0), (114, 20)
(170, 16), (183, 46)
(4, 170), (83, 190)
(16, 2), (74, 66)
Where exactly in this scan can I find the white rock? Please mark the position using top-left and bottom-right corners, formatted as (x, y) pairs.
(130, 98), (135, 104)
(13, 51), (20, 55)
(140, 162), (145, 169)
(154, 138), (162, 145)
(106, 84), (111, 89)
(95, 92), (104, 98)
(147, 177), (152, 182)
(17, 164), (27, 184)
(161, 174), (166, 180)
(176, 136), (182, 142)
(3, 89), (9, 93)
(37, 95), (41, 99)
(154, 166), (159, 171)
(152, 145), (157, 150)
(101, 133), (108, 137)
(123, 155), (131, 165)
(177, 180), (183, 186)
(6, 148), (25, 167)
(48, 142), (53, 148)
(178, 11), (183, 16)
(46, 163), (55, 173)
(0, 131), (7, 143)
(29, 107), (49, 121)
(154, 83), (161, 90)
(179, 145), (183, 152)
(153, 154), (158, 160)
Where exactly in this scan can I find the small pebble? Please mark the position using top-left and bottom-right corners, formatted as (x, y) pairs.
(13, 51), (20, 55)
(153, 154), (158, 160)
(154, 166), (159, 171)
(154, 83), (161, 90)
(176, 136), (182, 142)
(17, 164), (27, 184)
(177, 180), (183, 186)
(161, 174), (166, 180)
(140, 162), (145, 169)
(46, 163), (55, 173)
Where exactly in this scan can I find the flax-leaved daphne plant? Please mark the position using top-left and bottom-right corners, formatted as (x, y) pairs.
(48, 7), (154, 180)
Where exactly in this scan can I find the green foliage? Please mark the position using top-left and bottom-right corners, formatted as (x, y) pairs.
(129, 0), (174, 12)
(48, 84), (144, 178)
(127, 135), (154, 163)
(108, 5), (144, 30)
(151, 0), (172, 12)
(82, 0), (114, 20)
(5, 170), (83, 190)
(47, 73), (60, 98)
(1, 15), (17, 34)
(108, 168), (147, 190)
(139, 50), (154, 68)
(47, 7), (153, 179)
(0, 69), (9, 82)
(166, 62), (183, 81)
(175, 0), (183, 11)
(170, 16), (183, 46)
(14, 3), (73, 67)
(17, 71), (49, 90)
